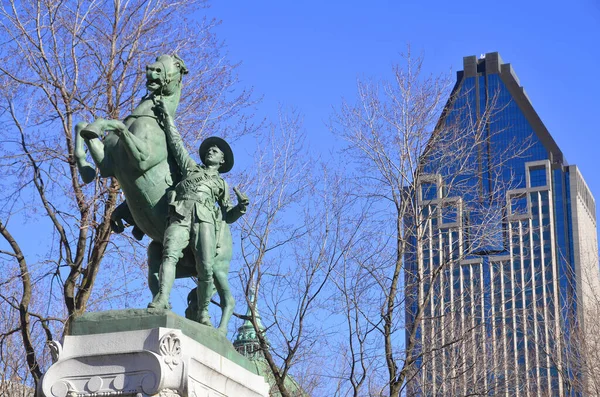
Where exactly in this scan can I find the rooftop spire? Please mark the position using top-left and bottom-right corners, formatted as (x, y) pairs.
(233, 286), (266, 359)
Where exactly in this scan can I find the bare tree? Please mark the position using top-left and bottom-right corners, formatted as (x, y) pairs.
(536, 247), (600, 396)
(329, 49), (531, 396)
(231, 110), (362, 396)
(0, 0), (255, 389)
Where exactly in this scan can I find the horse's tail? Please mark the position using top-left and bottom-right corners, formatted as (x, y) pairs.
(74, 121), (97, 184)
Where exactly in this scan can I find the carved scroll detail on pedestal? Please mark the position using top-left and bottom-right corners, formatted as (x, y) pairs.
(158, 332), (181, 371)
(48, 340), (62, 363)
(41, 351), (163, 397)
(47, 372), (151, 397)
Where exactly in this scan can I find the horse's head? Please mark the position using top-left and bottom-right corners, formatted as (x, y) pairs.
(146, 54), (189, 97)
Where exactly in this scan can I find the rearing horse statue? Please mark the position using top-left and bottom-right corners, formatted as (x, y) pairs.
(73, 55), (235, 333)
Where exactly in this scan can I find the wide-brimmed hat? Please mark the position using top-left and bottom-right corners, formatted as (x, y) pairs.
(199, 136), (234, 173)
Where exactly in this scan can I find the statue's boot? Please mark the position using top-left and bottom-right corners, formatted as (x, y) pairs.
(197, 280), (213, 327)
(148, 258), (175, 310)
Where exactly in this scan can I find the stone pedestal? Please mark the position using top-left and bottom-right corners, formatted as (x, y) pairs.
(38, 309), (269, 397)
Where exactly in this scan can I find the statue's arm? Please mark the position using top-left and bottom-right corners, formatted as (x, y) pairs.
(221, 180), (248, 224)
(161, 111), (195, 177)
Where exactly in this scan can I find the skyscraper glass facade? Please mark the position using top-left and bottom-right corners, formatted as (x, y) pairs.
(405, 53), (598, 396)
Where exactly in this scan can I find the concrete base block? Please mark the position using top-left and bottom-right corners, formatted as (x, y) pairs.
(38, 310), (269, 397)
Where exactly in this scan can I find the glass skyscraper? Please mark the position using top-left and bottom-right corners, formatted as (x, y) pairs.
(405, 53), (599, 396)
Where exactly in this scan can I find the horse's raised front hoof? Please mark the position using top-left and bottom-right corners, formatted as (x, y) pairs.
(80, 123), (104, 140)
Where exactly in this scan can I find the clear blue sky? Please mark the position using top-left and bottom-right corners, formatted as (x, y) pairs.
(204, 0), (600, 218)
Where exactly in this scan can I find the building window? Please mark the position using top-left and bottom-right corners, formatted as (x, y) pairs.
(421, 182), (437, 201)
(510, 194), (528, 216)
(529, 166), (547, 188)
(442, 203), (458, 224)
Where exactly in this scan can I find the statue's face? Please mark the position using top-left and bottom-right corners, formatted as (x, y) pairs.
(204, 145), (225, 167)
(145, 56), (181, 96)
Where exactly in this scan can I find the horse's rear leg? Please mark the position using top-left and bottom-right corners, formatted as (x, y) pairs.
(213, 264), (234, 335)
(147, 240), (162, 299)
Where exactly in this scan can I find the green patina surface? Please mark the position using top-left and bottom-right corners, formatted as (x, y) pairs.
(74, 54), (247, 334)
(69, 309), (258, 374)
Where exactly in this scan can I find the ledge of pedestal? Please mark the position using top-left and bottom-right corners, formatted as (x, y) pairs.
(69, 308), (256, 374)
(39, 309), (269, 397)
